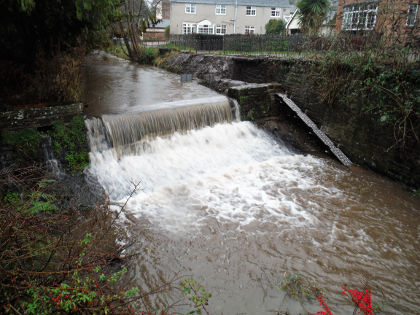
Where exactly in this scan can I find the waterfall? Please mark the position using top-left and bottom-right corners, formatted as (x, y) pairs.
(85, 96), (237, 155)
(41, 136), (61, 176)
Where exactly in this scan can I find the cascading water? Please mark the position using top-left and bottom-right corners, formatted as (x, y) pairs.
(83, 54), (420, 314)
(86, 96), (237, 154)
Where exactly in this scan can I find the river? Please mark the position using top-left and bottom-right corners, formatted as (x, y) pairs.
(82, 52), (420, 314)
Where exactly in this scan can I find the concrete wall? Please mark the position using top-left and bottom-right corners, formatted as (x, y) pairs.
(170, 2), (292, 34)
(0, 103), (84, 130)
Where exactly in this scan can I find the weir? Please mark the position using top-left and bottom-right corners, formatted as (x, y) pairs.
(85, 96), (239, 154)
(82, 56), (420, 314)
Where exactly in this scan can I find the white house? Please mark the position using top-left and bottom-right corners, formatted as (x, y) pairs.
(286, 9), (300, 34)
(286, 0), (338, 35)
(170, 0), (295, 35)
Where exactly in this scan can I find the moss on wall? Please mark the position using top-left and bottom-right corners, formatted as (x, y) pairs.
(50, 115), (89, 172)
(1, 114), (89, 172)
(160, 52), (420, 188)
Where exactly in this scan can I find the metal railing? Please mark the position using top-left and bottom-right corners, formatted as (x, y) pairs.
(135, 33), (419, 60)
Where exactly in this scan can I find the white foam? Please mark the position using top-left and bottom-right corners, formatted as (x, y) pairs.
(88, 121), (335, 233)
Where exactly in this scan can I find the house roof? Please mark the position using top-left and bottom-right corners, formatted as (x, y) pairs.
(286, 8), (298, 30)
(170, 0), (294, 8)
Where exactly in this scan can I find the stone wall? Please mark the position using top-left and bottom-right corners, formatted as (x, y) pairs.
(160, 53), (420, 188)
(0, 103), (83, 130)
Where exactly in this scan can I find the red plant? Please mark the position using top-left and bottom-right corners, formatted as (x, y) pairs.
(315, 296), (333, 315)
(342, 285), (373, 315)
(314, 286), (374, 315)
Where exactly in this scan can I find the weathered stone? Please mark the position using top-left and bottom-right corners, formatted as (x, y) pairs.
(0, 103), (83, 130)
(160, 52), (420, 188)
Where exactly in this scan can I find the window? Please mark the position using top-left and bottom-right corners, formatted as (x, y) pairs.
(245, 26), (255, 34)
(198, 24), (214, 34)
(246, 6), (256, 16)
(407, 4), (418, 27)
(342, 2), (378, 31)
(182, 23), (197, 34)
(215, 24), (227, 35)
(216, 4), (226, 15)
(271, 7), (281, 17)
(185, 3), (196, 14)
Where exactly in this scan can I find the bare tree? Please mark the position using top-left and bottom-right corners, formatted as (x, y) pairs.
(115, 0), (158, 60)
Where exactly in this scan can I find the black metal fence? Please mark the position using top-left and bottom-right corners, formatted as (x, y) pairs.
(163, 34), (419, 58)
(168, 33), (390, 53)
(137, 33), (419, 60)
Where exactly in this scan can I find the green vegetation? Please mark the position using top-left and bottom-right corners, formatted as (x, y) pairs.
(1, 0), (121, 106)
(108, 44), (160, 64)
(165, 26), (170, 38)
(164, 43), (196, 52)
(312, 49), (419, 149)
(2, 128), (42, 161)
(0, 167), (210, 314)
(106, 44), (130, 60)
(4, 183), (57, 215)
(265, 19), (286, 34)
(280, 272), (324, 300)
(51, 115), (89, 172)
(181, 278), (211, 314)
(0, 166), (137, 314)
(1, 115), (89, 172)
(297, 0), (330, 35)
(1, 0), (121, 65)
(138, 47), (159, 64)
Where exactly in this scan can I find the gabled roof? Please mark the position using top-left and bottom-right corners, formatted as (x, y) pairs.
(286, 8), (299, 30)
(170, 0), (294, 8)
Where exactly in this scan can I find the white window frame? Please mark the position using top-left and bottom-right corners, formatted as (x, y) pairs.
(406, 3), (418, 27)
(246, 6), (256, 16)
(245, 26), (255, 34)
(215, 24), (227, 35)
(271, 7), (281, 17)
(197, 24), (214, 34)
(215, 4), (226, 15)
(185, 3), (196, 14)
(342, 2), (378, 31)
(182, 23), (197, 34)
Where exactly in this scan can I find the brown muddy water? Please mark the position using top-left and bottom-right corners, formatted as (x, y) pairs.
(82, 52), (420, 314)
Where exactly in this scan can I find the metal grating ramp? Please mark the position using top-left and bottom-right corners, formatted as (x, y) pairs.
(277, 93), (352, 167)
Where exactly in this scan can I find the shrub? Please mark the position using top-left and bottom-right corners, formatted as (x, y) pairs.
(265, 19), (286, 35)
(0, 166), (134, 314)
(165, 26), (170, 39)
(1, 128), (42, 161)
(138, 47), (159, 64)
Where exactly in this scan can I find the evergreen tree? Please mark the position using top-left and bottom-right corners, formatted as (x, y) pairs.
(297, 0), (330, 35)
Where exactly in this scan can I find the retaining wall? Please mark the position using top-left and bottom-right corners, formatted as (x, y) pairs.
(161, 53), (420, 188)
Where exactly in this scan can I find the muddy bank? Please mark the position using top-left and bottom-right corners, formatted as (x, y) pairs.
(160, 52), (420, 189)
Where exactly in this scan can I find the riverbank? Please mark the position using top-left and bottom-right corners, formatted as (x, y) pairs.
(2, 49), (419, 313)
(79, 54), (420, 314)
(0, 109), (138, 313)
(156, 51), (420, 191)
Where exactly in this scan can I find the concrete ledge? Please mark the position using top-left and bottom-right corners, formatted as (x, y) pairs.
(0, 103), (83, 130)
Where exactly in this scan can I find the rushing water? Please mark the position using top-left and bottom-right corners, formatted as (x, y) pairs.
(82, 52), (220, 116)
(83, 53), (420, 314)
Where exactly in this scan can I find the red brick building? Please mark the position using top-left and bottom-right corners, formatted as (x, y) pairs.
(336, 0), (420, 45)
